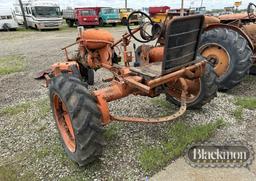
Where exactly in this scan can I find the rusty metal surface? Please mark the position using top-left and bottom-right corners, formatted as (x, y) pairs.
(82, 29), (114, 49)
(147, 61), (205, 88)
(110, 78), (188, 123)
(204, 16), (220, 26)
(130, 62), (163, 78)
(149, 46), (164, 62)
(242, 24), (256, 46)
(34, 68), (51, 79)
(200, 44), (230, 77)
(219, 13), (249, 21)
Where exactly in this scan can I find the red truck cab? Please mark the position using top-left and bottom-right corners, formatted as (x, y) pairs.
(63, 7), (99, 27)
(74, 8), (99, 26)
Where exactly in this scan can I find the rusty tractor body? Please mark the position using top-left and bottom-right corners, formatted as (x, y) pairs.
(199, 2), (256, 90)
(143, 3), (256, 90)
(38, 12), (218, 166)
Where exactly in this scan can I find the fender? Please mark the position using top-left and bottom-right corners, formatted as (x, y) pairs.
(204, 23), (254, 51)
(34, 61), (80, 87)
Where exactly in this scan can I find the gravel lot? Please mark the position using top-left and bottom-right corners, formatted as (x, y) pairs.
(0, 26), (256, 180)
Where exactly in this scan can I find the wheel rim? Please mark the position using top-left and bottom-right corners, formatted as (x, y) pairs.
(167, 79), (201, 104)
(53, 93), (76, 153)
(200, 44), (230, 78)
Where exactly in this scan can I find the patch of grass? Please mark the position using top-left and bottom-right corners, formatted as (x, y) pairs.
(16, 27), (34, 32)
(0, 55), (25, 75)
(59, 24), (74, 31)
(36, 147), (51, 160)
(151, 97), (174, 110)
(150, 97), (177, 117)
(60, 175), (89, 181)
(233, 107), (243, 120)
(37, 98), (51, 118)
(243, 75), (256, 83)
(0, 165), (38, 181)
(103, 124), (122, 141)
(139, 119), (225, 172)
(32, 144), (70, 166)
(0, 165), (17, 181)
(0, 102), (31, 117)
(235, 97), (256, 110)
(0, 98), (50, 118)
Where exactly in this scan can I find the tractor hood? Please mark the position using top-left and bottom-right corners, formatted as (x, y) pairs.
(219, 13), (250, 21)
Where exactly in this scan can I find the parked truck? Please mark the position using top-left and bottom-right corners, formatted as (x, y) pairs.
(0, 6), (19, 30)
(63, 7), (120, 27)
(98, 7), (121, 26)
(63, 7), (99, 27)
(13, 0), (62, 30)
(190, 7), (206, 15)
(149, 6), (170, 23)
(119, 8), (139, 25)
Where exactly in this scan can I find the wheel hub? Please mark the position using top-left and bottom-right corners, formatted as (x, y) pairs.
(53, 94), (76, 153)
(201, 44), (230, 77)
(167, 79), (201, 104)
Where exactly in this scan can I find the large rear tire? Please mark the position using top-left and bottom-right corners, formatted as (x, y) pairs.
(200, 28), (253, 91)
(166, 63), (217, 109)
(49, 73), (105, 166)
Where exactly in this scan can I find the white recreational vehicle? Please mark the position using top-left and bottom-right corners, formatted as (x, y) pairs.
(0, 6), (19, 30)
(13, 0), (62, 30)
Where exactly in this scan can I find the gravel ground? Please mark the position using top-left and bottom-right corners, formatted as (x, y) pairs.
(0, 27), (256, 180)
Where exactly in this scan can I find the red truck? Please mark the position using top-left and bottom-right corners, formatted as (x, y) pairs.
(149, 6), (170, 23)
(63, 7), (99, 27)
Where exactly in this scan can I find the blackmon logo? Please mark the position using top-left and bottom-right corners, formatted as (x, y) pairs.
(184, 141), (254, 168)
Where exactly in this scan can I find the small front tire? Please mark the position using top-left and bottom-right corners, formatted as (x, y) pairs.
(49, 73), (104, 166)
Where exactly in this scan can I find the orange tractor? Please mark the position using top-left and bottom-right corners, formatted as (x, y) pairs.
(200, 2), (256, 90)
(145, 3), (256, 90)
(37, 12), (218, 166)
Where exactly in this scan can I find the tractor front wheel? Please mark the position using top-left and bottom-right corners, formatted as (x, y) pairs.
(200, 28), (253, 91)
(49, 73), (104, 166)
(166, 63), (217, 109)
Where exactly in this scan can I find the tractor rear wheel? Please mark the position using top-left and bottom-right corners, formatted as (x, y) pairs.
(200, 28), (253, 91)
(166, 63), (217, 109)
(49, 73), (105, 166)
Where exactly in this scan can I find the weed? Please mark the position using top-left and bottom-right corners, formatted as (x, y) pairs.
(233, 107), (243, 120)
(235, 97), (256, 110)
(0, 55), (25, 75)
(139, 119), (225, 172)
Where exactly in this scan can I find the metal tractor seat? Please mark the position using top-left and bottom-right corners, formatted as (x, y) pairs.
(130, 15), (205, 78)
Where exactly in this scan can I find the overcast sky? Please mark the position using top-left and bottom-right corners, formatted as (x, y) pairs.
(0, 0), (252, 10)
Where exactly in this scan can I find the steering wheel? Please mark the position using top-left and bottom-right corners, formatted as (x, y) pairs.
(247, 2), (256, 22)
(127, 11), (157, 43)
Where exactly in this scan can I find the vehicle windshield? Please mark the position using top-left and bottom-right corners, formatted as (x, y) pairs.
(120, 8), (133, 13)
(102, 8), (119, 14)
(80, 10), (96, 16)
(33, 6), (61, 17)
(199, 7), (206, 11)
